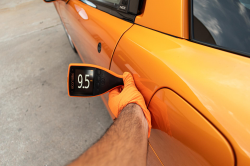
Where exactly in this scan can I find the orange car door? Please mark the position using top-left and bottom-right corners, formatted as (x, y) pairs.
(57, 0), (133, 69)
(110, 24), (235, 166)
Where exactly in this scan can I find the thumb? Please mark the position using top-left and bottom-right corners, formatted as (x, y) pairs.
(123, 72), (135, 89)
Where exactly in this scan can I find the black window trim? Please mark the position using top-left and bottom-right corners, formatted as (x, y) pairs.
(88, 0), (120, 11)
(189, 0), (250, 58)
(82, 0), (141, 23)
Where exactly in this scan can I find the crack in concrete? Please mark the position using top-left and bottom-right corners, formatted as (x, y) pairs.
(0, 23), (62, 43)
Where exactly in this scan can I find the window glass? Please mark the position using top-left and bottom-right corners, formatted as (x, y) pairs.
(92, 0), (121, 6)
(102, 0), (120, 4)
(193, 0), (250, 56)
(81, 0), (96, 8)
(80, 0), (136, 22)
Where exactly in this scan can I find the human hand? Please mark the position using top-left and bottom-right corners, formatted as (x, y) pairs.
(108, 72), (151, 137)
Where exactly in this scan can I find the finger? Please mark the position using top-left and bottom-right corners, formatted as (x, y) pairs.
(109, 87), (121, 98)
(123, 72), (135, 88)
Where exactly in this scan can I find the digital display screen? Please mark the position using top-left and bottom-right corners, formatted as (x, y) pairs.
(74, 69), (94, 95)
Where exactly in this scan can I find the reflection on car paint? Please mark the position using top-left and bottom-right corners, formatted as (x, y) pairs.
(75, 5), (88, 20)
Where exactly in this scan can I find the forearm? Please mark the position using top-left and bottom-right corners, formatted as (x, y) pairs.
(68, 103), (148, 166)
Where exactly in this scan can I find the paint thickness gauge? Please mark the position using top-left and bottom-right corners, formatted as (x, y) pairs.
(68, 63), (123, 97)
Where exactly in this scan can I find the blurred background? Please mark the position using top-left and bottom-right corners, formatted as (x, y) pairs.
(0, 0), (112, 165)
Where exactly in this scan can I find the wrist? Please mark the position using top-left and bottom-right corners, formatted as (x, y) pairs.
(120, 103), (148, 135)
(122, 103), (143, 117)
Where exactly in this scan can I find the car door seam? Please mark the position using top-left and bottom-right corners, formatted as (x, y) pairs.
(109, 24), (134, 70)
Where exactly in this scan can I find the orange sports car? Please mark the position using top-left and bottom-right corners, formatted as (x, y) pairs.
(45, 0), (250, 165)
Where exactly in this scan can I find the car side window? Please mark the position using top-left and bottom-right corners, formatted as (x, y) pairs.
(87, 0), (121, 9)
(98, 0), (120, 4)
(192, 0), (250, 57)
(80, 0), (143, 22)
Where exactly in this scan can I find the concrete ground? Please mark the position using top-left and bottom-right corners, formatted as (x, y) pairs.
(0, 0), (113, 165)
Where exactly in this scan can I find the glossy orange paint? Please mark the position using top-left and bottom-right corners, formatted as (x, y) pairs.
(110, 24), (250, 165)
(135, 0), (189, 39)
(148, 89), (234, 166)
(58, 0), (133, 69)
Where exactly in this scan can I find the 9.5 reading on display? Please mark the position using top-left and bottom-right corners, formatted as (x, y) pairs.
(75, 69), (94, 95)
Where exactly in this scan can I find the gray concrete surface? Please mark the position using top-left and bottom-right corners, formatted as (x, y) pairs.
(0, 0), (113, 165)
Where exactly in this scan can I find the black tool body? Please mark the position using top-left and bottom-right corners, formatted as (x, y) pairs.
(68, 64), (123, 97)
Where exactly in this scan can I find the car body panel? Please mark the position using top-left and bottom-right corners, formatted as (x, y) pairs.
(57, 0), (133, 69)
(110, 24), (250, 165)
(148, 88), (234, 166)
(135, 0), (189, 39)
(52, 0), (250, 165)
